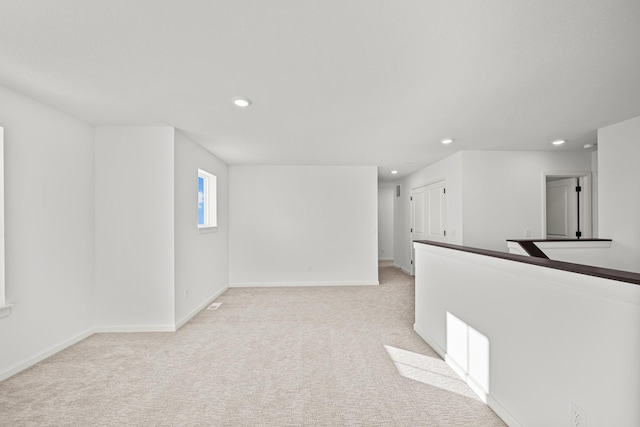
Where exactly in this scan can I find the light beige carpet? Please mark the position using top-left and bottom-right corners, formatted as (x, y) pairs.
(0, 265), (506, 426)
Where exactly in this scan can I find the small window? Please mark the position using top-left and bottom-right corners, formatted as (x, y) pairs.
(198, 169), (217, 228)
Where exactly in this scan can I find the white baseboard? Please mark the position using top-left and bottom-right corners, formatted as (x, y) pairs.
(94, 324), (176, 333)
(488, 395), (523, 427)
(394, 263), (412, 275)
(413, 324), (519, 426)
(229, 281), (379, 288)
(0, 328), (94, 382)
(0, 303), (14, 318)
(413, 323), (446, 359)
(175, 285), (229, 330)
(444, 353), (468, 382)
(443, 354), (488, 404)
(378, 258), (394, 262)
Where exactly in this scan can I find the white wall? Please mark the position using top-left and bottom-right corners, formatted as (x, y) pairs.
(591, 150), (599, 238)
(377, 185), (394, 260)
(229, 166), (378, 286)
(461, 151), (592, 252)
(598, 116), (640, 273)
(414, 242), (640, 427)
(393, 153), (463, 273)
(174, 131), (229, 327)
(0, 84), (95, 379)
(394, 150), (594, 271)
(0, 127), (4, 307)
(94, 126), (175, 331)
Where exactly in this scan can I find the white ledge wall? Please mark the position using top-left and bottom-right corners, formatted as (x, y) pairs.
(413, 242), (640, 427)
(506, 240), (613, 269)
(536, 241), (612, 268)
(229, 165), (378, 286)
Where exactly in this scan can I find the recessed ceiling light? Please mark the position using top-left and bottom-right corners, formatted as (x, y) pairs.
(441, 138), (454, 145)
(232, 97), (252, 108)
(391, 170), (398, 174)
(583, 143), (596, 149)
(551, 139), (566, 145)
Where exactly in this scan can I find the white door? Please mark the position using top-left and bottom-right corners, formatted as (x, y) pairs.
(411, 180), (446, 273)
(546, 177), (591, 239)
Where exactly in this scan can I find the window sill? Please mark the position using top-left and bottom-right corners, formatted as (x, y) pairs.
(198, 226), (218, 234)
(0, 304), (13, 319)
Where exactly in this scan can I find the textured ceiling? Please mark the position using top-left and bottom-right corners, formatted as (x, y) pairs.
(1, 0), (639, 181)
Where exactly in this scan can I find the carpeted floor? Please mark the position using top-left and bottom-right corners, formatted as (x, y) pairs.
(0, 265), (506, 426)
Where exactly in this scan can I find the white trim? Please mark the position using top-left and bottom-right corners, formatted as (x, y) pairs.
(414, 323), (446, 358)
(444, 353), (468, 383)
(465, 370), (489, 404)
(535, 240), (611, 249)
(487, 396), (523, 427)
(394, 263), (412, 275)
(197, 225), (218, 234)
(420, 326), (489, 404)
(175, 285), (229, 330)
(414, 324), (519, 426)
(229, 281), (379, 288)
(0, 328), (94, 382)
(378, 258), (394, 261)
(0, 303), (13, 318)
(198, 168), (217, 228)
(94, 324), (176, 333)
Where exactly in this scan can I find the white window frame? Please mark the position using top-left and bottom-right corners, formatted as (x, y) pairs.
(198, 168), (218, 229)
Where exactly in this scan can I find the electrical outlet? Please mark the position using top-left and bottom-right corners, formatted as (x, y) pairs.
(307, 265), (313, 272)
(570, 402), (586, 427)
(524, 229), (531, 238)
(184, 289), (189, 300)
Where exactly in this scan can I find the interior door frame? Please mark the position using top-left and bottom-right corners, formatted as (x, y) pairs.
(541, 171), (593, 239)
(410, 179), (446, 275)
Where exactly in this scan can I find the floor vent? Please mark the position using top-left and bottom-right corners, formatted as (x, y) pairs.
(207, 302), (222, 310)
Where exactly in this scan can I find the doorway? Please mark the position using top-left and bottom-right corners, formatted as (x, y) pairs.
(410, 180), (447, 274)
(543, 172), (592, 239)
